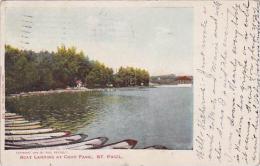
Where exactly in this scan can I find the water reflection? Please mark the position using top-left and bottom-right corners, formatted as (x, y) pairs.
(6, 92), (105, 133)
(6, 87), (193, 149)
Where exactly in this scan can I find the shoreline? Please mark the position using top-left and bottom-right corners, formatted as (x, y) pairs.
(6, 88), (114, 98)
(6, 84), (192, 98)
(6, 86), (151, 98)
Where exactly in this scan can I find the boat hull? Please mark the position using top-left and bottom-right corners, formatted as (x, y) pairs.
(5, 121), (41, 127)
(5, 113), (17, 116)
(32, 137), (108, 150)
(5, 115), (24, 119)
(5, 131), (70, 141)
(94, 139), (137, 149)
(6, 134), (87, 148)
(5, 120), (30, 125)
(5, 125), (43, 130)
(6, 128), (54, 135)
(144, 145), (168, 149)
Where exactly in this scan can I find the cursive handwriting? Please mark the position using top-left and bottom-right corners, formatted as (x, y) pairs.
(195, 1), (260, 164)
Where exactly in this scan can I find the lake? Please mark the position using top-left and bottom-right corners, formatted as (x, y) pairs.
(6, 86), (193, 150)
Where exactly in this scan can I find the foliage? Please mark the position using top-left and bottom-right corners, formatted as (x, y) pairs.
(5, 45), (150, 94)
(86, 61), (113, 88)
(113, 67), (149, 87)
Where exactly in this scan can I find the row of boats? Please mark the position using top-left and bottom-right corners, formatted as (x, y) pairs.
(5, 112), (168, 150)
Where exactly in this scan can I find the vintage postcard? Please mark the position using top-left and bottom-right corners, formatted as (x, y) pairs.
(0, 0), (259, 166)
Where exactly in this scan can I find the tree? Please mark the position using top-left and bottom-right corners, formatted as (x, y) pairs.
(52, 45), (90, 87)
(114, 67), (149, 87)
(5, 45), (150, 94)
(86, 61), (113, 87)
(5, 45), (38, 93)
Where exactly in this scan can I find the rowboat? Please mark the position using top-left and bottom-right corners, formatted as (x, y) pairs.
(5, 128), (54, 135)
(94, 139), (137, 149)
(5, 113), (19, 117)
(5, 145), (23, 150)
(5, 124), (42, 130)
(5, 120), (30, 125)
(5, 131), (70, 141)
(5, 113), (17, 116)
(5, 117), (25, 121)
(6, 134), (87, 148)
(5, 121), (41, 127)
(5, 115), (24, 119)
(144, 145), (168, 149)
(32, 137), (108, 150)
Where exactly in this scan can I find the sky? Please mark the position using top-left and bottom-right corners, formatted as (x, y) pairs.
(5, 7), (193, 76)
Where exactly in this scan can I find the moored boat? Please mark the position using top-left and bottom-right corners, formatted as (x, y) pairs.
(5, 121), (41, 127)
(5, 120), (30, 125)
(32, 137), (108, 150)
(6, 134), (87, 148)
(5, 128), (54, 135)
(5, 117), (25, 121)
(94, 139), (137, 149)
(144, 145), (168, 149)
(5, 112), (17, 116)
(5, 125), (42, 130)
(5, 144), (23, 150)
(5, 131), (70, 141)
(5, 115), (24, 119)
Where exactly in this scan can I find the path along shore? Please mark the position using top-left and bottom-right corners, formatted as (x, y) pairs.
(6, 86), (154, 98)
(7, 87), (116, 98)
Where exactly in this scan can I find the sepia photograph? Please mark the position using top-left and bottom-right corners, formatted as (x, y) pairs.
(4, 6), (193, 150)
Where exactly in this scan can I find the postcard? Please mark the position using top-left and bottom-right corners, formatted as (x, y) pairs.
(0, 0), (259, 166)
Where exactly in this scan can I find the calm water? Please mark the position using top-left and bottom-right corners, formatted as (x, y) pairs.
(6, 86), (193, 150)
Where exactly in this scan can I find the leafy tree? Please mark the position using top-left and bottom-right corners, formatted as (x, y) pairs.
(86, 61), (113, 87)
(114, 67), (149, 87)
(5, 45), (38, 93)
(5, 45), (150, 94)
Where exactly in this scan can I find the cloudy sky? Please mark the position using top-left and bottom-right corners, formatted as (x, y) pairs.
(5, 7), (193, 76)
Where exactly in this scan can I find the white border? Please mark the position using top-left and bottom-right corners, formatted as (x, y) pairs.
(0, 1), (196, 166)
